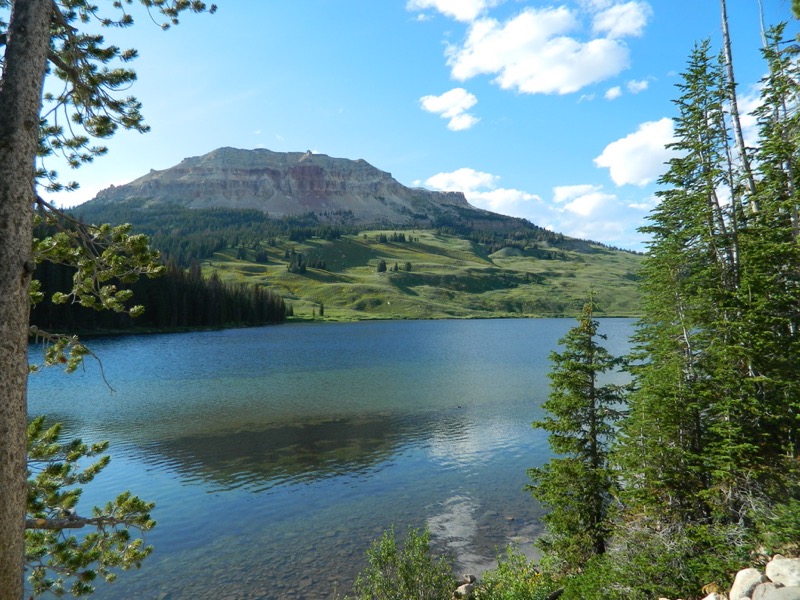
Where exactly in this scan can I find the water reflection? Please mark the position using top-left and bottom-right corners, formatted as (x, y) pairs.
(137, 407), (478, 492)
(141, 415), (405, 491)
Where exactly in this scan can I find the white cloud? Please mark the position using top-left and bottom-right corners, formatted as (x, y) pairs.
(628, 195), (659, 212)
(580, 0), (614, 10)
(446, 6), (641, 95)
(594, 117), (676, 186)
(626, 78), (648, 93)
(564, 190), (616, 216)
(420, 88), (480, 131)
(553, 184), (615, 216)
(425, 167), (498, 192)
(424, 167), (540, 215)
(470, 187), (541, 214)
(564, 217), (627, 242)
(592, 1), (652, 38)
(549, 183), (657, 246)
(553, 184), (601, 203)
(605, 79), (646, 100)
(422, 169), (653, 249)
(406, 0), (502, 23)
(447, 112), (480, 131)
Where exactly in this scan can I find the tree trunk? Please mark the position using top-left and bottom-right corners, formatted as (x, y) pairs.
(0, 1), (53, 597)
(720, 0), (757, 201)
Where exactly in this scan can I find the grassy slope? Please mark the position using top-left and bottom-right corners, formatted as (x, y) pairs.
(204, 230), (643, 321)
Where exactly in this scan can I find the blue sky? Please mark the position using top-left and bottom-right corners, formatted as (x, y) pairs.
(43, 0), (796, 251)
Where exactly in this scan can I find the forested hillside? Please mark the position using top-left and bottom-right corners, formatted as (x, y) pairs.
(73, 199), (579, 267)
(69, 202), (642, 320)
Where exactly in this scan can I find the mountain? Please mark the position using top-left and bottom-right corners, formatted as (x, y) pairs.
(76, 147), (643, 320)
(90, 147), (495, 228)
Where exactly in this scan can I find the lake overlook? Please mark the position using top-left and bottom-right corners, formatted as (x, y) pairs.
(27, 318), (635, 599)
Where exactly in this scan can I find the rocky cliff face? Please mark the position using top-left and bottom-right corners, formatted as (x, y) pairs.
(90, 147), (475, 225)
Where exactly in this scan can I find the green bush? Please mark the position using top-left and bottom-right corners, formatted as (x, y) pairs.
(475, 546), (557, 600)
(348, 526), (456, 600)
(559, 519), (748, 600)
(754, 498), (800, 557)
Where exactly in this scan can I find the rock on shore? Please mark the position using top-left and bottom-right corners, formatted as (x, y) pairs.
(661, 555), (800, 600)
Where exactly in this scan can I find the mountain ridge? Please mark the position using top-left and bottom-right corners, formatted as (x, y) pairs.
(91, 147), (487, 227)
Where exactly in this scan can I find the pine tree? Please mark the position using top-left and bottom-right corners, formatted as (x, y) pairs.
(0, 2), (214, 594)
(733, 22), (800, 488)
(613, 40), (750, 523)
(527, 293), (623, 574)
(561, 8), (800, 598)
(615, 22), (800, 540)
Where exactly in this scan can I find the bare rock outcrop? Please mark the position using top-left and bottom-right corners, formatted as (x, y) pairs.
(658, 556), (800, 600)
(90, 147), (477, 226)
(659, 555), (800, 600)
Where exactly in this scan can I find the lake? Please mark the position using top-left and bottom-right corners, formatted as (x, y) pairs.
(27, 318), (635, 599)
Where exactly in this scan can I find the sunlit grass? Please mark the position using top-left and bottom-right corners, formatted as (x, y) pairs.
(203, 230), (643, 321)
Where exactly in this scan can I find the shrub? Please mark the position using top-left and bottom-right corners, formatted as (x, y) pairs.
(475, 546), (557, 600)
(348, 526), (456, 600)
(559, 519), (749, 600)
(754, 498), (800, 557)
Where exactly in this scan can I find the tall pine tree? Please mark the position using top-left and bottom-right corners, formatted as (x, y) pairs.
(528, 293), (623, 574)
(610, 22), (800, 589)
(552, 9), (800, 600)
(612, 39), (762, 525)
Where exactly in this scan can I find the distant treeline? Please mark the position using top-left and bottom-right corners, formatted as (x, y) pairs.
(73, 202), (360, 266)
(72, 200), (627, 268)
(432, 207), (637, 255)
(31, 260), (289, 332)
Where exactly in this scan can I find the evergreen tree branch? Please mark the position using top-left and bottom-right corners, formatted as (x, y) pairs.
(26, 514), (145, 531)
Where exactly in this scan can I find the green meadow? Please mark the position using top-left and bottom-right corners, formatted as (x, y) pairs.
(204, 230), (643, 321)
